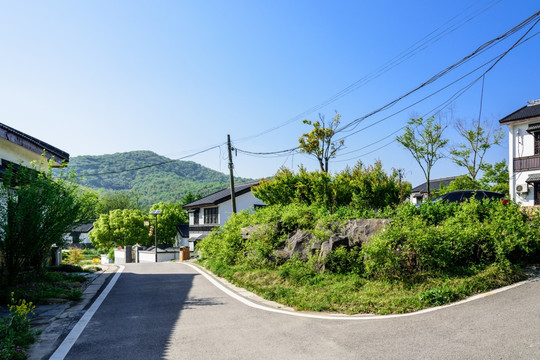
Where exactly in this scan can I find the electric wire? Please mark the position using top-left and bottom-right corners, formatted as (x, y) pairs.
(231, 0), (505, 144)
(336, 9), (540, 135)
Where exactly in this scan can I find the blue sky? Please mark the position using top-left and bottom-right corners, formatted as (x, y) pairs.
(1, 1), (539, 187)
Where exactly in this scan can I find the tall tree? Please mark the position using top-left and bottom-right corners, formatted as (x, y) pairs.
(149, 202), (188, 246)
(450, 118), (504, 181)
(0, 163), (92, 283)
(396, 116), (449, 198)
(89, 209), (147, 249)
(299, 113), (344, 173)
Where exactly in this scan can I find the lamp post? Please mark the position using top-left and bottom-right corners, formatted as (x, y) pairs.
(150, 210), (162, 262)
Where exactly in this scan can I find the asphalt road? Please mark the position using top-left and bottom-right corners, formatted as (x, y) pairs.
(58, 262), (540, 360)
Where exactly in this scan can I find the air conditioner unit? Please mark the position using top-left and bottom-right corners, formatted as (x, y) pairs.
(516, 184), (529, 194)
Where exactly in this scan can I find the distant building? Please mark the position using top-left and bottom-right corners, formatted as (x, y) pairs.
(409, 176), (459, 204)
(499, 99), (540, 206)
(182, 181), (265, 251)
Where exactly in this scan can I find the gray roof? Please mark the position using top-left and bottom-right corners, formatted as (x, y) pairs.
(499, 102), (540, 125)
(183, 181), (260, 209)
(176, 223), (189, 238)
(412, 176), (460, 193)
(71, 222), (94, 233)
(526, 173), (540, 183)
(0, 122), (69, 162)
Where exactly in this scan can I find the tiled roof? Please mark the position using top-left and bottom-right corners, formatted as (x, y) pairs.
(71, 222), (94, 233)
(183, 181), (260, 209)
(0, 122), (69, 162)
(176, 223), (189, 238)
(499, 102), (540, 124)
(412, 176), (460, 193)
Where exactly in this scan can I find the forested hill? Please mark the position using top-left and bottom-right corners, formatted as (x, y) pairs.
(66, 151), (254, 209)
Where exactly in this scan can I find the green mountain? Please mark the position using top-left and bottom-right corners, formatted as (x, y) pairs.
(66, 151), (254, 209)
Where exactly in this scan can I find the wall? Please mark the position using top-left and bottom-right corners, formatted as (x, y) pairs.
(217, 191), (266, 225)
(508, 122), (537, 205)
(0, 137), (53, 169)
(138, 250), (179, 263)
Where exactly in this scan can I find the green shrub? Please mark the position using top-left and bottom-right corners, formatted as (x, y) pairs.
(324, 246), (363, 274)
(47, 264), (84, 273)
(363, 199), (540, 279)
(0, 293), (35, 359)
(66, 247), (85, 265)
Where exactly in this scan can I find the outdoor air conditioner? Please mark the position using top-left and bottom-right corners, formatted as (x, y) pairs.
(516, 184), (529, 194)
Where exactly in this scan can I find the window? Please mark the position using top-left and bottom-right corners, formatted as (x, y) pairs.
(193, 209), (199, 225)
(204, 208), (218, 224)
(535, 132), (540, 155)
(535, 183), (540, 206)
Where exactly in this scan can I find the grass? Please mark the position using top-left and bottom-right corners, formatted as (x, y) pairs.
(0, 266), (91, 306)
(199, 260), (526, 315)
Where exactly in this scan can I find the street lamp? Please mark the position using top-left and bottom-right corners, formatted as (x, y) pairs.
(150, 210), (162, 262)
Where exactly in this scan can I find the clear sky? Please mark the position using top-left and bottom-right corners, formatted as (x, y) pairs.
(1, 1), (539, 187)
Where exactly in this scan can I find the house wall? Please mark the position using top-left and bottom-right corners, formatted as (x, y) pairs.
(508, 122), (536, 205)
(0, 137), (52, 169)
(217, 191), (266, 225)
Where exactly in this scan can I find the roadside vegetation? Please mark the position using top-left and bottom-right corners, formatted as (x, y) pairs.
(198, 165), (539, 315)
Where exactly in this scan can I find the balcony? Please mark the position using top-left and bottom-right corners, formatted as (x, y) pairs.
(189, 224), (218, 233)
(514, 154), (540, 172)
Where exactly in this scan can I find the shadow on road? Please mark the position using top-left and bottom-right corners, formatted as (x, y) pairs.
(64, 262), (218, 360)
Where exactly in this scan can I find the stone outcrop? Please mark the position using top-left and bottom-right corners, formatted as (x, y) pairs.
(240, 219), (391, 262)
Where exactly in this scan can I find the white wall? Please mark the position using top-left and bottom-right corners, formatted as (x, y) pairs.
(0, 137), (56, 169)
(138, 250), (179, 263)
(508, 122), (537, 205)
(218, 191), (266, 225)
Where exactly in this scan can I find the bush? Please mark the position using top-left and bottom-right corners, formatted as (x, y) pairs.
(0, 294), (35, 360)
(66, 247), (85, 265)
(363, 199), (540, 279)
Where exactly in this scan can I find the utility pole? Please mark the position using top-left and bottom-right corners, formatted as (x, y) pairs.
(227, 134), (237, 214)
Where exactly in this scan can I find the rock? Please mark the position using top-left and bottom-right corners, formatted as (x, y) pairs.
(286, 230), (315, 260)
(342, 219), (391, 246)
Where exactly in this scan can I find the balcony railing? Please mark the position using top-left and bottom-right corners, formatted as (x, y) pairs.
(514, 154), (540, 172)
(189, 225), (218, 233)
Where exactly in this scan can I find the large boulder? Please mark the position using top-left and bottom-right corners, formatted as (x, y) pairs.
(342, 219), (391, 247)
(285, 230), (318, 260)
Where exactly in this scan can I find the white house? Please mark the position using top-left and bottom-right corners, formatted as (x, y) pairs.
(0, 122), (70, 266)
(182, 181), (265, 251)
(499, 99), (540, 206)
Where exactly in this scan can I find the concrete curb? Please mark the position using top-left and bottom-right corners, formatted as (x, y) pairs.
(27, 264), (120, 360)
(184, 262), (540, 320)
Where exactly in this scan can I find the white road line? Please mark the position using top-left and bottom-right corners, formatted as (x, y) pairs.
(183, 262), (539, 321)
(49, 265), (125, 360)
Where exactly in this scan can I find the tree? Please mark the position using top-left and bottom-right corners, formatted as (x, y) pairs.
(89, 209), (147, 249)
(0, 163), (92, 283)
(396, 116), (449, 198)
(450, 118), (504, 181)
(95, 190), (141, 214)
(298, 113), (344, 173)
(479, 160), (509, 194)
(181, 191), (201, 205)
(149, 202), (188, 246)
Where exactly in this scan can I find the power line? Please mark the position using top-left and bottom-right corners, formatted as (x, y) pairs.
(231, 0), (504, 144)
(336, 9), (540, 135)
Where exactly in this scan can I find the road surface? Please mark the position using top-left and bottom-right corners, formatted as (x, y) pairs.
(56, 262), (539, 359)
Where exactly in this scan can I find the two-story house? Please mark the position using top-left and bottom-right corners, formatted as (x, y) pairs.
(182, 181), (265, 251)
(499, 99), (540, 206)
